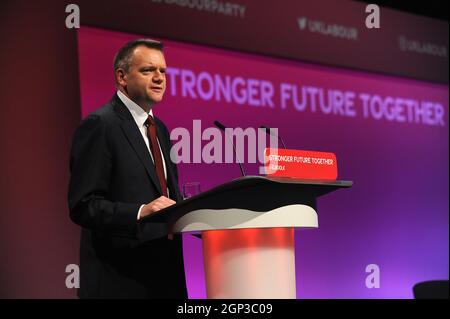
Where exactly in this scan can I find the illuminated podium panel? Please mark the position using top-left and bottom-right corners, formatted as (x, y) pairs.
(139, 176), (352, 299)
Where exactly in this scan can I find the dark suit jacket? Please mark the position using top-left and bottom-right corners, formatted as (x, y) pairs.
(68, 94), (187, 298)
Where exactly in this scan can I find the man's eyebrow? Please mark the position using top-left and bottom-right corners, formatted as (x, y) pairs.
(140, 64), (166, 69)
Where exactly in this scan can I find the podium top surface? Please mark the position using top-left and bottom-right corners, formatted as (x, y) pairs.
(139, 176), (352, 224)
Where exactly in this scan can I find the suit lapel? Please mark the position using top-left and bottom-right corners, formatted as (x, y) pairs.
(112, 95), (163, 195)
(155, 119), (182, 202)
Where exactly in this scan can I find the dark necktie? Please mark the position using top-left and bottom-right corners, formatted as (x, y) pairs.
(145, 115), (168, 197)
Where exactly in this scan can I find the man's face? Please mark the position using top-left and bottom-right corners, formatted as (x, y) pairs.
(119, 46), (167, 107)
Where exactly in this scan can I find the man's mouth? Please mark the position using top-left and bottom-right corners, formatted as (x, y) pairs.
(150, 87), (163, 93)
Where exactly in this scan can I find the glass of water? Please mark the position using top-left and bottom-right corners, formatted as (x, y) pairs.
(183, 182), (201, 199)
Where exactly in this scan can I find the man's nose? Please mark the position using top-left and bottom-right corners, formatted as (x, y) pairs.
(153, 71), (164, 83)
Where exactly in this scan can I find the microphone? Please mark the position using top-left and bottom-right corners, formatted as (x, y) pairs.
(213, 120), (226, 131)
(259, 125), (287, 149)
(213, 120), (246, 177)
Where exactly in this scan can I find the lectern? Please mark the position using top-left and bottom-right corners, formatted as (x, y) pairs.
(139, 176), (352, 299)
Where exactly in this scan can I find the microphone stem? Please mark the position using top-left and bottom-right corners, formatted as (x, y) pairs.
(224, 132), (246, 176)
(279, 136), (287, 149)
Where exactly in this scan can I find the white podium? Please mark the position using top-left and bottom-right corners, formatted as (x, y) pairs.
(139, 176), (352, 299)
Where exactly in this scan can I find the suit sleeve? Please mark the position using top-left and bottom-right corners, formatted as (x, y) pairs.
(68, 114), (140, 233)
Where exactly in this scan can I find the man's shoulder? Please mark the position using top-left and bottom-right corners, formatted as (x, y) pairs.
(74, 98), (123, 137)
(84, 98), (121, 125)
(90, 101), (116, 120)
(154, 116), (170, 133)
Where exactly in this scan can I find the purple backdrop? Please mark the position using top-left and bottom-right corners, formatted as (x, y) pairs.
(77, 27), (448, 298)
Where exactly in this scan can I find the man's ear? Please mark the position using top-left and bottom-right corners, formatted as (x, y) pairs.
(116, 68), (127, 87)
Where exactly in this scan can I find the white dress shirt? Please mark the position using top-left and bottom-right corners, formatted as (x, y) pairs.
(116, 90), (169, 219)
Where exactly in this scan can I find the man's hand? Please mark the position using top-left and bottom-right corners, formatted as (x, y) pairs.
(139, 196), (176, 219)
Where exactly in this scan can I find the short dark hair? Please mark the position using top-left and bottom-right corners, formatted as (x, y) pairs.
(113, 39), (164, 72)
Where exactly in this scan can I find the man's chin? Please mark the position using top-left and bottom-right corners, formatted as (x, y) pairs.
(148, 95), (163, 104)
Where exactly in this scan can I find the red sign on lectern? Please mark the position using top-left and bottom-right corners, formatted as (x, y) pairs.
(264, 148), (338, 180)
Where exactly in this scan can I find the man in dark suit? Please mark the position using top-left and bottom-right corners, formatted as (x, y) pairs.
(68, 39), (187, 298)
